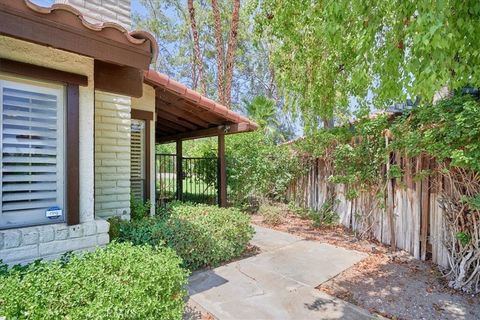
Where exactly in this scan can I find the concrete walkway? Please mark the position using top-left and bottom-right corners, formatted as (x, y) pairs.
(188, 225), (374, 320)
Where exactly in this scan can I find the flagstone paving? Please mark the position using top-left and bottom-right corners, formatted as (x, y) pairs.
(187, 225), (376, 319)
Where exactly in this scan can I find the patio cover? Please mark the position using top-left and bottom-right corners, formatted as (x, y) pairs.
(144, 70), (258, 144)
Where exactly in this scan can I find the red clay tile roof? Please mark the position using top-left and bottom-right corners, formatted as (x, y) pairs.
(145, 70), (258, 131)
(4, 0), (158, 65)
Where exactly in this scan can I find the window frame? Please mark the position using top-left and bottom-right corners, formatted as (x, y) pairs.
(131, 109), (153, 202)
(0, 59), (87, 229)
(0, 75), (66, 228)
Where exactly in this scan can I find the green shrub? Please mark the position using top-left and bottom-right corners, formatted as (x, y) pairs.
(0, 243), (188, 320)
(287, 201), (311, 219)
(258, 203), (286, 225)
(288, 200), (339, 226)
(116, 216), (166, 247)
(163, 203), (254, 269)
(111, 203), (254, 270)
(131, 195), (152, 221)
(309, 199), (339, 227)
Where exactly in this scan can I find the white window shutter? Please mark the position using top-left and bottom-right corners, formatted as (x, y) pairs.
(131, 119), (145, 201)
(0, 78), (65, 228)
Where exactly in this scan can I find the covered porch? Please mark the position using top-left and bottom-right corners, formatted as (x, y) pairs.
(144, 71), (258, 207)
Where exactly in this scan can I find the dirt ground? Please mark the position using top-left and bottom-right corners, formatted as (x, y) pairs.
(251, 212), (480, 320)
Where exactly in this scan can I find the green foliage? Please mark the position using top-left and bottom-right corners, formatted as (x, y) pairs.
(332, 115), (389, 188)
(131, 195), (152, 221)
(244, 95), (294, 143)
(0, 243), (188, 320)
(110, 203), (254, 270)
(288, 201), (339, 227)
(455, 231), (472, 246)
(258, 203), (286, 225)
(297, 126), (353, 159)
(391, 95), (480, 171)
(134, 0), (280, 109)
(161, 203), (254, 269)
(109, 216), (166, 247)
(294, 95), (480, 196)
(227, 131), (303, 203)
(257, 0), (480, 128)
(287, 201), (311, 219)
(191, 130), (303, 205)
(461, 194), (480, 211)
(310, 199), (340, 227)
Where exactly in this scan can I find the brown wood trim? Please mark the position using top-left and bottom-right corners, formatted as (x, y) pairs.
(0, 3), (152, 70)
(94, 61), (143, 98)
(218, 134), (227, 207)
(156, 123), (252, 144)
(0, 59), (88, 86)
(131, 109), (154, 201)
(157, 101), (210, 128)
(66, 84), (80, 225)
(131, 109), (154, 121)
(176, 140), (183, 201)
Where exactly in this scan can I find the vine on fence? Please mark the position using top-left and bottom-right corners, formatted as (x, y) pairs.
(293, 94), (480, 293)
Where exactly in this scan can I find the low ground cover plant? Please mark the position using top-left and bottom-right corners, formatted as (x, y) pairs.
(110, 202), (254, 270)
(0, 243), (188, 320)
(258, 203), (286, 225)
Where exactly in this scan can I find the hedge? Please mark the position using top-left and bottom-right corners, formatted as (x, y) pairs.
(0, 243), (188, 320)
(110, 203), (254, 270)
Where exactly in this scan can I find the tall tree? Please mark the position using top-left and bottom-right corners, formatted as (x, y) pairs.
(211, 0), (226, 104)
(224, 0), (241, 107)
(133, 0), (286, 116)
(258, 0), (480, 130)
(187, 0), (206, 94)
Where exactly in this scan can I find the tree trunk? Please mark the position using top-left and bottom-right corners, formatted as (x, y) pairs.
(224, 0), (240, 108)
(188, 0), (206, 94)
(211, 0), (225, 105)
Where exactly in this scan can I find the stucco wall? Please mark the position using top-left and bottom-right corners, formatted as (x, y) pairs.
(132, 84), (156, 215)
(0, 36), (108, 265)
(95, 92), (132, 219)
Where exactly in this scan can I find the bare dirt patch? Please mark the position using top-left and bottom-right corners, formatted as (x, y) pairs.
(252, 212), (480, 320)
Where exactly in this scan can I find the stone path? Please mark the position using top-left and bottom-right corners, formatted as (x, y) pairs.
(187, 225), (376, 319)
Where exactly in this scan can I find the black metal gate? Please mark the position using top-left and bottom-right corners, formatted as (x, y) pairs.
(156, 153), (218, 206)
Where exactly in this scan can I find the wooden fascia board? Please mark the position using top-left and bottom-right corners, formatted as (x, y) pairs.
(0, 58), (88, 86)
(156, 123), (253, 144)
(94, 61), (143, 98)
(0, 5), (151, 70)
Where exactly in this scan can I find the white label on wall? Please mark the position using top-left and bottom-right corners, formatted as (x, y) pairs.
(46, 206), (63, 219)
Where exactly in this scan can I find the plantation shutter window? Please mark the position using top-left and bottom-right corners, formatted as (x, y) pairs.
(0, 76), (66, 229)
(131, 119), (146, 201)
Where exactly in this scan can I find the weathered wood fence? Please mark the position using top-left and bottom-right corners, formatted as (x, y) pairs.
(286, 155), (450, 267)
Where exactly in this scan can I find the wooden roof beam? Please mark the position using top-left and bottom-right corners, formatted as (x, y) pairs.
(156, 111), (198, 130)
(156, 99), (210, 128)
(156, 123), (252, 144)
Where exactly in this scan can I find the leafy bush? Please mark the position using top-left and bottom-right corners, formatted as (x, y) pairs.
(288, 201), (339, 226)
(258, 203), (286, 225)
(309, 199), (339, 227)
(110, 203), (254, 270)
(131, 195), (152, 221)
(191, 131), (304, 205)
(162, 203), (254, 269)
(287, 201), (311, 219)
(0, 243), (188, 320)
(109, 216), (165, 247)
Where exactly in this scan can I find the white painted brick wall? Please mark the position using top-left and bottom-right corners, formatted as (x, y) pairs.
(56, 0), (131, 30)
(95, 91), (132, 219)
(0, 220), (109, 265)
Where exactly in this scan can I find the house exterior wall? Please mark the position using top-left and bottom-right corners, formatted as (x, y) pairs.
(131, 84), (156, 215)
(56, 0), (131, 29)
(0, 36), (109, 265)
(94, 92), (132, 219)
